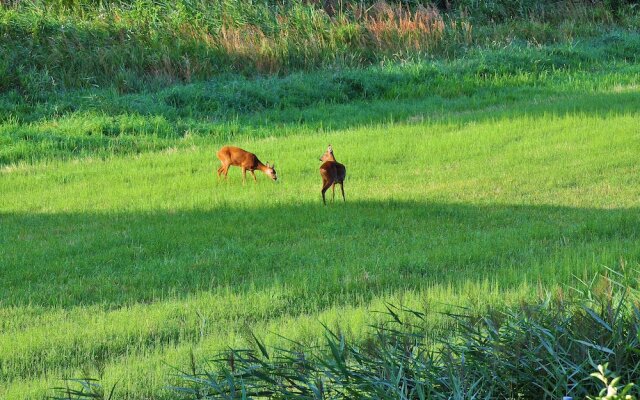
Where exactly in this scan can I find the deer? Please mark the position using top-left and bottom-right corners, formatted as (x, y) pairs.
(319, 144), (346, 205)
(216, 146), (278, 184)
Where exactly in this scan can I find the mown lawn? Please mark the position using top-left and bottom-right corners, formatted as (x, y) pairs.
(1, 76), (639, 397)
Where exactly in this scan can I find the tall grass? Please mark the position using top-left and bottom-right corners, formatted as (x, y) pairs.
(169, 272), (640, 399)
(1, 0), (638, 93)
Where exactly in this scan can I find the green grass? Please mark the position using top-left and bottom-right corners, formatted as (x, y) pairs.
(2, 77), (640, 397)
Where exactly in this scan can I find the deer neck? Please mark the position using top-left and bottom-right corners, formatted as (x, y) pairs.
(256, 161), (269, 173)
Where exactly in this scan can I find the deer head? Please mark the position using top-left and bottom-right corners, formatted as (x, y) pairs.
(319, 145), (336, 162)
(265, 162), (278, 181)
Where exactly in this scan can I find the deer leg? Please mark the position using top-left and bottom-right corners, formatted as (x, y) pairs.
(223, 165), (230, 180)
(217, 162), (226, 176)
(321, 180), (332, 206)
(332, 183), (336, 202)
(340, 182), (345, 202)
(250, 170), (257, 183)
(242, 168), (247, 185)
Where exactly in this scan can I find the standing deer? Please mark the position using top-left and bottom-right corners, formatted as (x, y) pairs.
(216, 146), (278, 184)
(319, 144), (346, 205)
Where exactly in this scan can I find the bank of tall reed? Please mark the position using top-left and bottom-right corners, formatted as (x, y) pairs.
(2, 0), (638, 94)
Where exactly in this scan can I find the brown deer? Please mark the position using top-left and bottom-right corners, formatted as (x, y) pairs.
(319, 144), (346, 205)
(216, 146), (278, 184)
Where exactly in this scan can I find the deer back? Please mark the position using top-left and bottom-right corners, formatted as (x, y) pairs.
(219, 146), (258, 168)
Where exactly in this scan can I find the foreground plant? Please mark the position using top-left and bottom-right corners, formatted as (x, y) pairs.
(588, 363), (636, 400)
(50, 378), (116, 400)
(169, 272), (640, 399)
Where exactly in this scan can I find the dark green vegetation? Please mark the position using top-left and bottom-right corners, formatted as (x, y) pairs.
(1, 0), (639, 93)
(1, 1), (640, 399)
(170, 274), (640, 399)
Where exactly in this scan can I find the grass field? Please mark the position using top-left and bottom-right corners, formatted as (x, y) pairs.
(2, 65), (640, 397)
(1, 4), (640, 393)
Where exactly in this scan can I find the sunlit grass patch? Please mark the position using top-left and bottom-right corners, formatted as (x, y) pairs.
(1, 98), (639, 397)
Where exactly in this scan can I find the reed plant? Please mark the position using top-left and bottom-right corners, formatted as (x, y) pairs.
(169, 272), (640, 399)
(1, 0), (638, 93)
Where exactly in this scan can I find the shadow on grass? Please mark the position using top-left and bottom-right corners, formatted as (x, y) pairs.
(4, 88), (640, 166)
(244, 88), (640, 133)
(1, 200), (638, 308)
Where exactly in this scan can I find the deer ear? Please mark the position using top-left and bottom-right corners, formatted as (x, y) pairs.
(327, 144), (333, 153)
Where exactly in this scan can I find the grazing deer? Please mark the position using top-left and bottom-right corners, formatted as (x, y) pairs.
(319, 144), (346, 205)
(216, 146), (277, 184)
